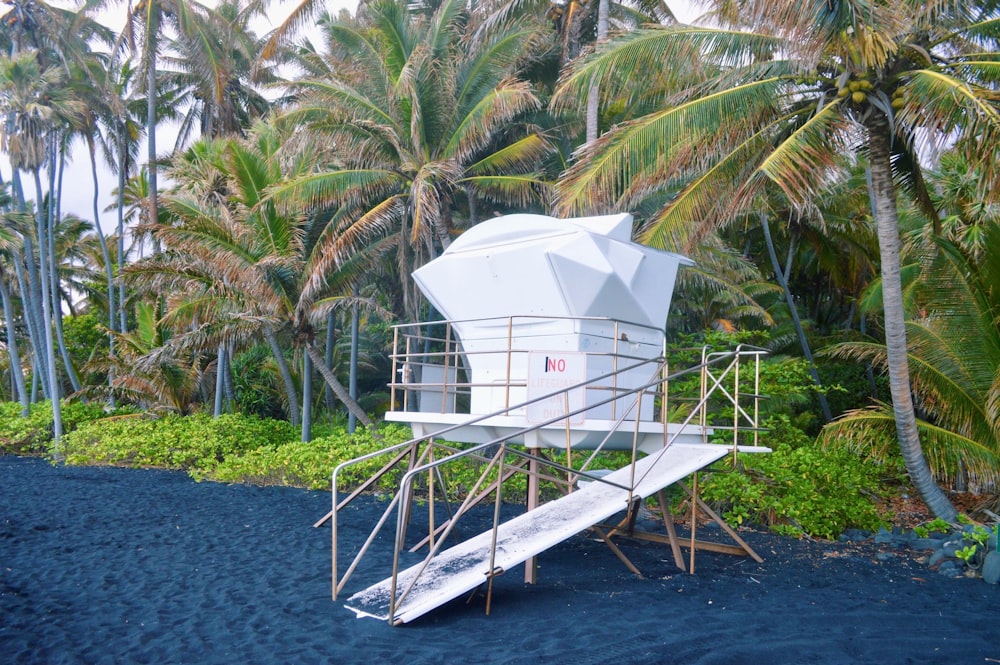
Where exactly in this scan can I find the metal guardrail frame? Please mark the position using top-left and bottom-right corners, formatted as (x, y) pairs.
(331, 320), (768, 619)
(388, 315), (667, 420)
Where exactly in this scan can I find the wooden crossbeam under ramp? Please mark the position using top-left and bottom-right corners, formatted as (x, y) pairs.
(344, 443), (757, 625)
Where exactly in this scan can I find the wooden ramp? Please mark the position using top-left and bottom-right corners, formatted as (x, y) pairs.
(344, 443), (731, 624)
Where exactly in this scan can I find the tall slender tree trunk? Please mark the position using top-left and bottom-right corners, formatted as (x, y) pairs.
(866, 118), (956, 522)
(223, 343), (234, 411)
(32, 168), (62, 447)
(348, 284), (359, 434)
(117, 135), (128, 333)
(304, 343), (372, 428)
(0, 274), (28, 414)
(10, 245), (43, 401)
(48, 140), (80, 394)
(264, 325), (300, 426)
(324, 311), (335, 416)
(301, 351), (312, 442)
(16, 175), (49, 398)
(585, 0), (609, 143)
(88, 138), (117, 404)
(213, 343), (225, 418)
(146, 53), (159, 253)
(760, 212), (832, 422)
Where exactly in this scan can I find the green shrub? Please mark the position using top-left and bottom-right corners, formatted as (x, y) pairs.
(198, 425), (546, 499)
(700, 416), (889, 539)
(0, 400), (119, 454)
(60, 412), (296, 470)
(198, 424), (414, 489)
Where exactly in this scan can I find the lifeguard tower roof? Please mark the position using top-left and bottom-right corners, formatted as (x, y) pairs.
(413, 213), (693, 331)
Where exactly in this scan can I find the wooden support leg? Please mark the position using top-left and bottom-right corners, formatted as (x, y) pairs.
(524, 448), (540, 584)
(677, 481), (764, 563)
(485, 567), (505, 616)
(592, 526), (643, 578)
(656, 489), (686, 572)
(689, 472), (698, 574)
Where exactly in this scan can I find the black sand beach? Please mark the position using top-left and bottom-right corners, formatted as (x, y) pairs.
(2, 455), (997, 664)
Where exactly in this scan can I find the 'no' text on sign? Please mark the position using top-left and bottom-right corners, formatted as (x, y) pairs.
(526, 352), (587, 425)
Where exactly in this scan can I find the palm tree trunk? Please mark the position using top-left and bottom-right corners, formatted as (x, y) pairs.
(348, 282), (359, 433)
(117, 134), (128, 333)
(10, 245), (44, 401)
(18, 225), (49, 398)
(88, 138), (117, 403)
(585, 0), (609, 143)
(760, 212), (832, 422)
(213, 343), (225, 418)
(146, 52), (159, 251)
(223, 343), (234, 411)
(32, 167), (62, 446)
(0, 274), (28, 415)
(866, 118), (956, 521)
(324, 311), (335, 415)
(48, 141), (80, 394)
(304, 342), (373, 428)
(264, 325), (300, 426)
(301, 351), (312, 442)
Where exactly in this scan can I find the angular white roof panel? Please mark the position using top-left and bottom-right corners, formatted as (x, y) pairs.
(413, 213), (692, 330)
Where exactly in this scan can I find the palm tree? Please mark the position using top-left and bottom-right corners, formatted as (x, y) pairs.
(822, 217), (1000, 496)
(551, 0), (1000, 520)
(119, 0), (208, 266)
(166, 0), (275, 144)
(127, 124), (380, 429)
(0, 189), (42, 409)
(0, 51), (86, 443)
(274, 0), (552, 322)
(474, 0), (676, 146)
(928, 149), (1000, 262)
(85, 299), (209, 414)
(0, 192), (30, 413)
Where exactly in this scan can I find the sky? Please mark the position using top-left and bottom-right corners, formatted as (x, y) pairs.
(1, 0), (699, 235)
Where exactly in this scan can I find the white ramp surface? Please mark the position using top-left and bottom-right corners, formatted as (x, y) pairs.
(344, 443), (730, 624)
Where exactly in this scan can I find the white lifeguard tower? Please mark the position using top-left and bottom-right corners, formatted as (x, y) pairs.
(325, 213), (769, 625)
(385, 212), (704, 451)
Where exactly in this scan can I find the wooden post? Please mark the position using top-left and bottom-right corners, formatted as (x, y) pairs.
(657, 489), (685, 571)
(525, 447), (540, 584)
(689, 471), (698, 574)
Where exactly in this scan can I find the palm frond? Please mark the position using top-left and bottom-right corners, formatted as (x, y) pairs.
(552, 26), (787, 113)
(756, 98), (852, 204)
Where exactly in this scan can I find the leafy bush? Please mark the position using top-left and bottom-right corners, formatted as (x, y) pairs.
(198, 424), (414, 489)
(60, 413), (296, 470)
(0, 400), (121, 454)
(62, 313), (110, 381)
(699, 416), (889, 539)
(199, 425), (564, 498)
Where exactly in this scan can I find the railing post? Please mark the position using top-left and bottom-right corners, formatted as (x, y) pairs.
(700, 346), (709, 441)
(441, 322), (452, 413)
(733, 347), (741, 453)
(505, 317), (514, 410)
(403, 333), (413, 412)
(754, 350), (761, 448)
(612, 321), (620, 420)
(486, 444), (506, 614)
(390, 326), (400, 411)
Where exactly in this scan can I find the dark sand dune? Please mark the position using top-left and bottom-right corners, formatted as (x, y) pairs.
(2, 456), (996, 664)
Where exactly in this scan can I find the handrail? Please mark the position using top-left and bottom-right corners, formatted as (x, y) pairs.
(330, 337), (768, 616)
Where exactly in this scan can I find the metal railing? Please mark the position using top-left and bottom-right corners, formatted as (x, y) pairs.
(328, 328), (768, 622)
(388, 315), (668, 420)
